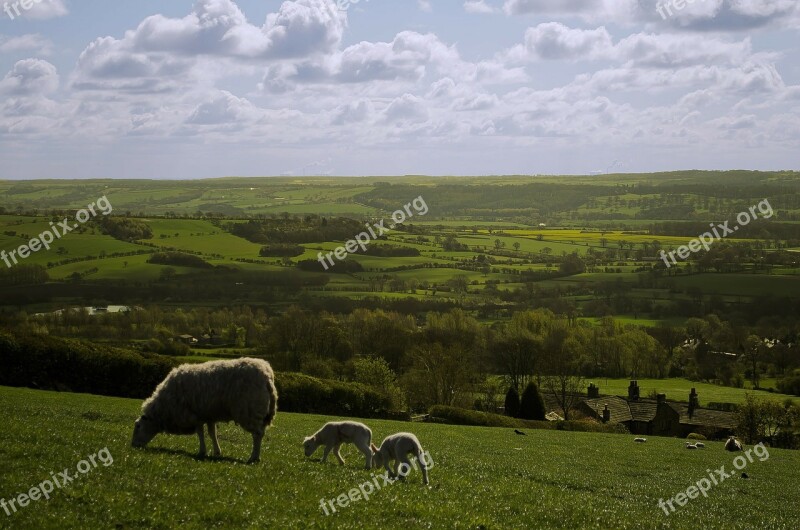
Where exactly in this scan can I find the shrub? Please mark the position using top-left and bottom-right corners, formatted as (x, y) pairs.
(777, 371), (800, 396)
(504, 387), (520, 418)
(518, 382), (546, 421)
(276, 373), (392, 418)
(686, 433), (707, 440)
(350, 357), (407, 411)
(259, 244), (304, 258)
(148, 252), (213, 269)
(99, 217), (153, 241)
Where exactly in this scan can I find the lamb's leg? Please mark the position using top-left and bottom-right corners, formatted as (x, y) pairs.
(416, 454), (430, 485)
(397, 455), (414, 481)
(247, 429), (264, 465)
(196, 426), (206, 458)
(321, 445), (332, 463)
(333, 444), (346, 465)
(208, 423), (222, 457)
(359, 443), (372, 470)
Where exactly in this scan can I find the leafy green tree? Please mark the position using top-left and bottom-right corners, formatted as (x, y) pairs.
(352, 356), (406, 411)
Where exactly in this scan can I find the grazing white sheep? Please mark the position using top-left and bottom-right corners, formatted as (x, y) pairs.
(695, 442), (705, 448)
(685, 442), (698, 449)
(371, 432), (431, 485)
(303, 421), (373, 469)
(634, 437), (647, 443)
(132, 358), (277, 464)
(725, 436), (743, 452)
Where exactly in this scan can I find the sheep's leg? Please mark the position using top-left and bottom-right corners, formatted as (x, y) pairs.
(196, 426), (207, 458)
(208, 423), (222, 457)
(321, 445), (332, 463)
(397, 455), (415, 482)
(333, 444), (346, 466)
(417, 454), (430, 485)
(247, 430), (264, 465)
(360, 444), (372, 470)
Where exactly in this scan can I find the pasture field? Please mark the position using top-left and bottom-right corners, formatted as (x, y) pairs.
(670, 274), (800, 298)
(593, 378), (799, 405)
(1, 386), (799, 530)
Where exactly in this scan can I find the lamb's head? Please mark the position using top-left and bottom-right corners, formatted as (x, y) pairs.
(370, 443), (385, 468)
(131, 415), (160, 448)
(303, 436), (318, 457)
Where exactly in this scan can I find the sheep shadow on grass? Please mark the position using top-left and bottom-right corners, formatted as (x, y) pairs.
(142, 446), (246, 465)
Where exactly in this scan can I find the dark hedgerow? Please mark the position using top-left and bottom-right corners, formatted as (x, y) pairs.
(0, 330), (393, 418)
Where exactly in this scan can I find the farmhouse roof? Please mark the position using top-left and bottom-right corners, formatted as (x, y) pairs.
(582, 396), (632, 423)
(628, 401), (659, 422)
(667, 403), (737, 429)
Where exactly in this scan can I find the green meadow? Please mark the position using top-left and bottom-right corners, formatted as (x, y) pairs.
(2, 386), (799, 530)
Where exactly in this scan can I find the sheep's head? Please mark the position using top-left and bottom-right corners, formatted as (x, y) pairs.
(303, 436), (317, 457)
(370, 444), (385, 468)
(131, 415), (159, 448)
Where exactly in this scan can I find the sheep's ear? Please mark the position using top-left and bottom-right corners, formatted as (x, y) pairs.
(370, 443), (378, 452)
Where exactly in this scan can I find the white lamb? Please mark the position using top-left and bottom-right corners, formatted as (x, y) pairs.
(371, 432), (431, 485)
(303, 421), (373, 469)
(131, 358), (277, 464)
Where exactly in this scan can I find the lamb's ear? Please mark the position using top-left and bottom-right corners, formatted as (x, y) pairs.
(370, 443), (379, 452)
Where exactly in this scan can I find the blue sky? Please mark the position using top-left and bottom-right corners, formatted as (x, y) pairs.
(0, 0), (798, 179)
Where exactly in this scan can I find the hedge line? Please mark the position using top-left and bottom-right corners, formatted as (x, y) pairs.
(429, 406), (629, 435)
(0, 331), (392, 418)
(276, 373), (391, 418)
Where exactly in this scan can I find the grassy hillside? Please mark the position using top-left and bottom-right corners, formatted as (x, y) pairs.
(592, 378), (800, 405)
(1, 386), (798, 529)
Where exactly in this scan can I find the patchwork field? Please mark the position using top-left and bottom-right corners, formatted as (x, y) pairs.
(2, 386), (799, 529)
(592, 378), (800, 406)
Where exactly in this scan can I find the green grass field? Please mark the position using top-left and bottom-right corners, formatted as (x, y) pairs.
(592, 378), (799, 405)
(2, 386), (799, 529)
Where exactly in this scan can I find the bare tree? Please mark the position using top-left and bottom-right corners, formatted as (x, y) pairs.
(541, 328), (585, 420)
(542, 373), (585, 421)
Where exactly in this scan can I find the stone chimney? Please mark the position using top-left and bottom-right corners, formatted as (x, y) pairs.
(588, 383), (600, 399)
(628, 380), (640, 401)
(602, 404), (611, 423)
(688, 388), (699, 417)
